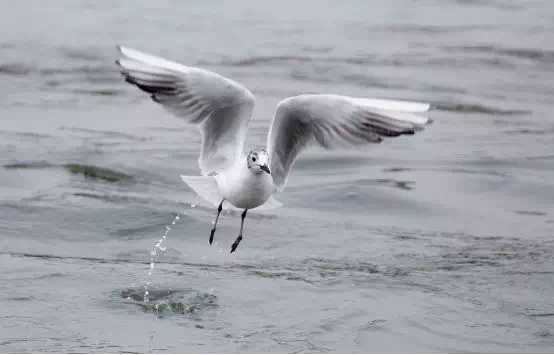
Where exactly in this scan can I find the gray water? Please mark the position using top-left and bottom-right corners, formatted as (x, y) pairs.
(1, 0), (554, 352)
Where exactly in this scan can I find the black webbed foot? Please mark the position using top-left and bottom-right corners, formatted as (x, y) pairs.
(209, 229), (215, 245)
(209, 200), (224, 245)
(230, 235), (243, 253)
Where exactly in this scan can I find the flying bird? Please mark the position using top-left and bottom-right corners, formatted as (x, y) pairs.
(115, 46), (432, 253)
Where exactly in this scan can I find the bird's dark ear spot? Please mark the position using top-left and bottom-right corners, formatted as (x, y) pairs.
(252, 157), (256, 162)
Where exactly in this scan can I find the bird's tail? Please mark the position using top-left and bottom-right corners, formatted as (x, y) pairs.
(180, 175), (223, 207)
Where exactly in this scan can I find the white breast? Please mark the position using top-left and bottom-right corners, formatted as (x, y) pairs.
(215, 160), (273, 209)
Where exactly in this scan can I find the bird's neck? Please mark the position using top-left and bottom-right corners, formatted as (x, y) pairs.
(237, 160), (272, 186)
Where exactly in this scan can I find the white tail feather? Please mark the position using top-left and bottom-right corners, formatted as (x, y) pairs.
(181, 175), (223, 207)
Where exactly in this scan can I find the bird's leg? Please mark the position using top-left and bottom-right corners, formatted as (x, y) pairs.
(209, 200), (224, 245)
(230, 209), (247, 253)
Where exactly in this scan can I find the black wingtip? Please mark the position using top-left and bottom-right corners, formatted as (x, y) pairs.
(124, 76), (135, 85)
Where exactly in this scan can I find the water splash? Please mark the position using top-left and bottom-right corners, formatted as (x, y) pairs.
(143, 213), (180, 303)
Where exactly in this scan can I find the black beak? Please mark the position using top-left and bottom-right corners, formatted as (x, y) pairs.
(260, 164), (270, 174)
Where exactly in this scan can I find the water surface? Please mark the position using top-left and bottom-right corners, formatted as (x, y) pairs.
(1, 0), (554, 352)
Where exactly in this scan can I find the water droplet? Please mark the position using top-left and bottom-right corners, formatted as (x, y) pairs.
(142, 212), (181, 307)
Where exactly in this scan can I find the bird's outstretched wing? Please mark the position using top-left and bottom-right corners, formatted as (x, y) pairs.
(116, 46), (255, 175)
(266, 94), (432, 191)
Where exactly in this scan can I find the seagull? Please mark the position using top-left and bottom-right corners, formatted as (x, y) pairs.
(115, 46), (433, 253)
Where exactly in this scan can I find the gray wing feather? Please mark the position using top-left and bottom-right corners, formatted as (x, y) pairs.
(116, 46), (255, 175)
(267, 94), (431, 191)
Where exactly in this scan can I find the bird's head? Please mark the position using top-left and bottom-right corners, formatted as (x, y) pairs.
(247, 148), (270, 175)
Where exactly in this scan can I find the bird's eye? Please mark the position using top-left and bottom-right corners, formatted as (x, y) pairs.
(252, 157), (256, 162)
